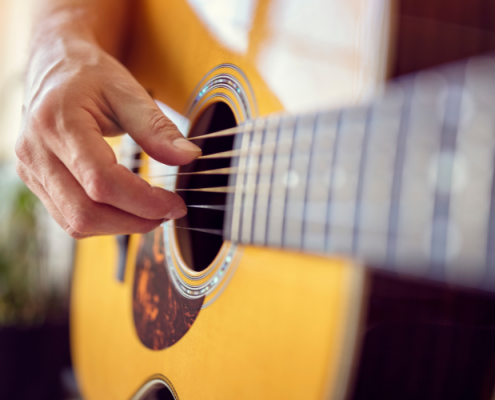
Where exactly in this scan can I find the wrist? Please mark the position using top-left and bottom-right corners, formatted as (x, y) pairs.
(25, 11), (104, 94)
(31, 8), (98, 52)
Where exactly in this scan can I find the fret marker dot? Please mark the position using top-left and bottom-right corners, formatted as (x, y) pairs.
(429, 152), (468, 194)
(282, 170), (300, 189)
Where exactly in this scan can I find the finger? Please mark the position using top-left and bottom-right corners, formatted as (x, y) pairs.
(103, 79), (202, 165)
(41, 109), (187, 220)
(19, 154), (167, 236)
(16, 160), (89, 239)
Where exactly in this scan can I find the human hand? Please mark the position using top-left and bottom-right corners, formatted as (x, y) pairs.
(16, 30), (201, 239)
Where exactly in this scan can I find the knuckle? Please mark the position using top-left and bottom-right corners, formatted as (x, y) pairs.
(68, 210), (96, 235)
(146, 109), (175, 137)
(14, 136), (33, 165)
(30, 95), (58, 132)
(66, 226), (92, 240)
(105, 79), (135, 97)
(15, 159), (29, 181)
(82, 169), (113, 203)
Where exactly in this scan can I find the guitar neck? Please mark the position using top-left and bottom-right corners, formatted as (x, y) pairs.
(224, 54), (495, 292)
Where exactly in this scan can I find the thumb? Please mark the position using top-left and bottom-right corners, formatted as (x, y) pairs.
(106, 81), (201, 166)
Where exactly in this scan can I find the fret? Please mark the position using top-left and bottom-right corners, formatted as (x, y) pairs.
(282, 115), (315, 249)
(328, 108), (369, 255)
(266, 116), (297, 247)
(253, 121), (270, 245)
(352, 106), (373, 255)
(386, 85), (411, 267)
(393, 74), (445, 277)
(324, 110), (344, 253)
(429, 66), (465, 278)
(361, 92), (404, 262)
(301, 113), (320, 250)
(280, 115), (300, 248)
(240, 119), (266, 243)
(227, 126), (253, 243)
(470, 57), (495, 287)
(485, 149), (495, 287)
(446, 91), (490, 284)
(302, 112), (339, 252)
(263, 117), (282, 247)
(252, 117), (280, 245)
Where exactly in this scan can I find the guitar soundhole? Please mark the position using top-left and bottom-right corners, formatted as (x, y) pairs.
(138, 382), (176, 400)
(175, 102), (237, 272)
(155, 388), (175, 400)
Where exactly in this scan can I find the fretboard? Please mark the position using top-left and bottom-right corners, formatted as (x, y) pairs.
(224, 54), (495, 292)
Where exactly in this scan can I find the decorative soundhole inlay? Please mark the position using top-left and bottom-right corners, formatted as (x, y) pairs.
(192, 75), (250, 116)
(133, 228), (204, 350)
(185, 63), (257, 122)
(162, 225), (238, 301)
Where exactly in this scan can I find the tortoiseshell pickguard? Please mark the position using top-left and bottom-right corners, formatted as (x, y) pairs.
(132, 227), (204, 350)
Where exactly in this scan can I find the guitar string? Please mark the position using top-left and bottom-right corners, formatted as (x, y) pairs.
(115, 123), (260, 159)
(116, 92), (470, 235)
(179, 197), (381, 235)
(184, 117), (302, 141)
(170, 209), (420, 237)
(144, 166), (239, 178)
(124, 138), (491, 171)
(123, 140), (434, 196)
(118, 118), (427, 238)
(186, 204), (229, 210)
(169, 130), (457, 236)
(184, 199), (401, 214)
(116, 116), (347, 166)
(164, 182), (347, 194)
(141, 165), (330, 181)
(116, 116), (316, 163)
(173, 225), (224, 236)
(186, 125), (249, 141)
(151, 131), (399, 235)
(122, 137), (320, 169)
(120, 129), (490, 176)
(126, 151), (435, 237)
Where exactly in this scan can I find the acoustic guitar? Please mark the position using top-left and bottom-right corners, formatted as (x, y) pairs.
(72, 0), (495, 399)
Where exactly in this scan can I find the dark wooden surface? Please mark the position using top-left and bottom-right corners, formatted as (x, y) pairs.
(0, 323), (73, 400)
(393, 0), (495, 77)
(350, 272), (495, 400)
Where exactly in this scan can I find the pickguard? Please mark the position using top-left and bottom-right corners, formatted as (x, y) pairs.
(132, 227), (204, 350)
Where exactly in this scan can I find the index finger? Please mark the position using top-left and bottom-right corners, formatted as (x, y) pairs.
(46, 108), (187, 220)
(104, 80), (202, 166)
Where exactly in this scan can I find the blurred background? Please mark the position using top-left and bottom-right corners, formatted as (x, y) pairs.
(0, 1), (80, 399)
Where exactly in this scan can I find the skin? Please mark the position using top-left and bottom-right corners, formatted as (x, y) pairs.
(15, 0), (201, 239)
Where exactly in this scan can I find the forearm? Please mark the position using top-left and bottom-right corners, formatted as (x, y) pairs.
(32, 0), (134, 58)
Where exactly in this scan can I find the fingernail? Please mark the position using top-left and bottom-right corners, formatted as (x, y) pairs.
(173, 138), (202, 153)
(165, 208), (187, 220)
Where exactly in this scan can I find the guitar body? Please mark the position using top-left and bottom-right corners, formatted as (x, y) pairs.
(72, 1), (495, 399)
(74, 236), (363, 399)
